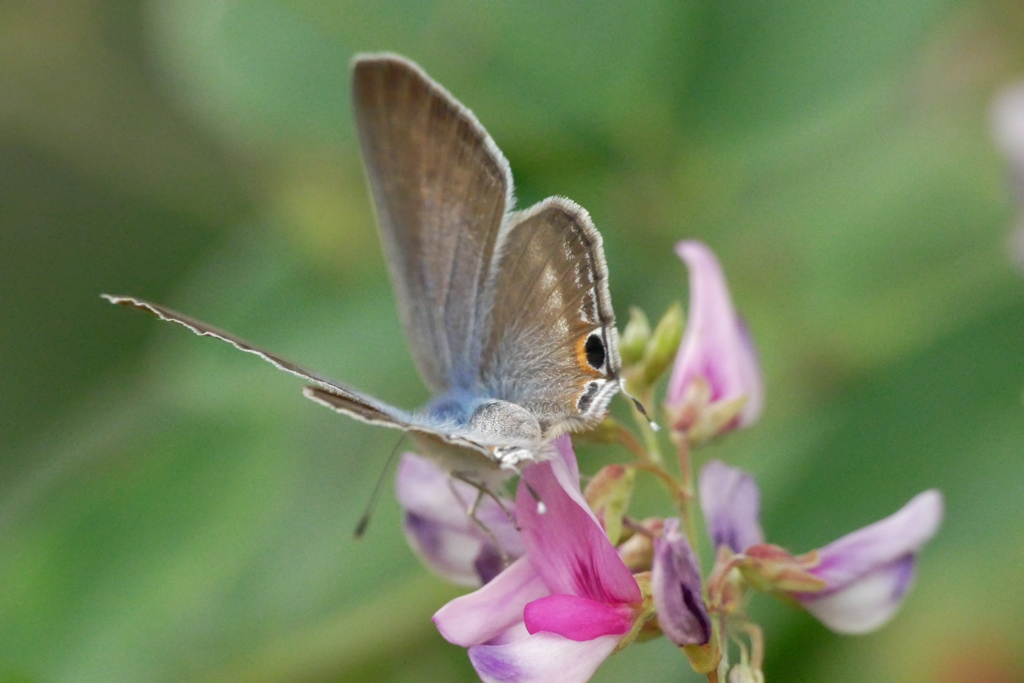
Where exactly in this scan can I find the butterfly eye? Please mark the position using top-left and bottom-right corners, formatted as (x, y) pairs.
(584, 333), (606, 371)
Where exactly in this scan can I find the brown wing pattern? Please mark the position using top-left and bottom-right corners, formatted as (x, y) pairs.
(351, 54), (513, 394)
(479, 197), (621, 437)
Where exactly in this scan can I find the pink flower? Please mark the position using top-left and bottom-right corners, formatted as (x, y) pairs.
(433, 437), (645, 683)
(699, 459), (943, 634)
(667, 241), (763, 436)
(395, 452), (523, 586)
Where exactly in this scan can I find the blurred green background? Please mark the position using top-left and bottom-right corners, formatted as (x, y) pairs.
(2, 1), (1023, 681)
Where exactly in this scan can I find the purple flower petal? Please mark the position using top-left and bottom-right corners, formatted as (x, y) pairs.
(396, 452), (523, 586)
(474, 543), (507, 584)
(806, 490), (942, 591)
(524, 594), (635, 640)
(469, 632), (621, 683)
(794, 489), (943, 634)
(667, 241), (763, 431)
(395, 453), (520, 544)
(402, 511), (487, 586)
(801, 555), (918, 634)
(652, 518), (712, 646)
(698, 459), (765, 553)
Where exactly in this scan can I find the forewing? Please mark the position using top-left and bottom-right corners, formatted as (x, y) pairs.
(351, 53), (513, 393)
(478, 197), (621, 437)
(102, 294), (410, 427)
(104, 294), (509, 474)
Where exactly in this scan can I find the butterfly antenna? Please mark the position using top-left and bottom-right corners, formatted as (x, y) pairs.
(354, 435), (405, 539)
(621, 380), (659, 432)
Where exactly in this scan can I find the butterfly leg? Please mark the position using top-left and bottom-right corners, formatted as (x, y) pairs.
(449, 474), (514, 568)
(520, 480), (547, 515)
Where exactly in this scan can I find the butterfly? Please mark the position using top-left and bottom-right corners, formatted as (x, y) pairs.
(105, 53), (623, 489)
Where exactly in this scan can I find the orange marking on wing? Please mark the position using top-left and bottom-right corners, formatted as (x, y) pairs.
(574, 334), (603, 376)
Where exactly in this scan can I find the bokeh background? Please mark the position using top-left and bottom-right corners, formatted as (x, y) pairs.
(2, 1), (1023, 681)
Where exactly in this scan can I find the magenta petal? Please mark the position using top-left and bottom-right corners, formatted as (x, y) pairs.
(434, 557), (549, 647)
(518, 461), (641, 606)
(541, 436), (598, 526)
(524, 594), (634, 641)
(469, 632), (621, 683)
(698, 459), (765, 552)
(667, 241), (763, 430)
(550, 434), (581, 494)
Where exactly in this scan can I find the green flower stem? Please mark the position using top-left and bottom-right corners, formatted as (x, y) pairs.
(671, 430), (700, 561)
(630, 460), (687, 512)
(615, 423), (651, 462)
(716, 613), (730, 682)
(741, 622), (764, 672)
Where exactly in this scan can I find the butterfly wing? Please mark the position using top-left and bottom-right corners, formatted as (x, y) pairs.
(478, 197), (622, 438)
(104, 295), (505, 471)
(102, 295), (412, 428)
(351, 54), (513, 395)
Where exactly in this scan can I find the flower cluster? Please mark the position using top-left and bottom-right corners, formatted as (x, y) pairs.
(396, 241), (943, 682)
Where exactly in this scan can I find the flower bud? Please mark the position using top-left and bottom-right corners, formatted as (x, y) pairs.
(729, 662), (765, 683)
(618, 518), (663, 572)
(666, 241), (763, 440)
(642, 302), (684, 386)
(737, 544), (825, 594)
(652, 518), (711, 647)
(620, 306), (651, 367)
(584, 464), (635, 545)
(683, 642), (722, 676)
